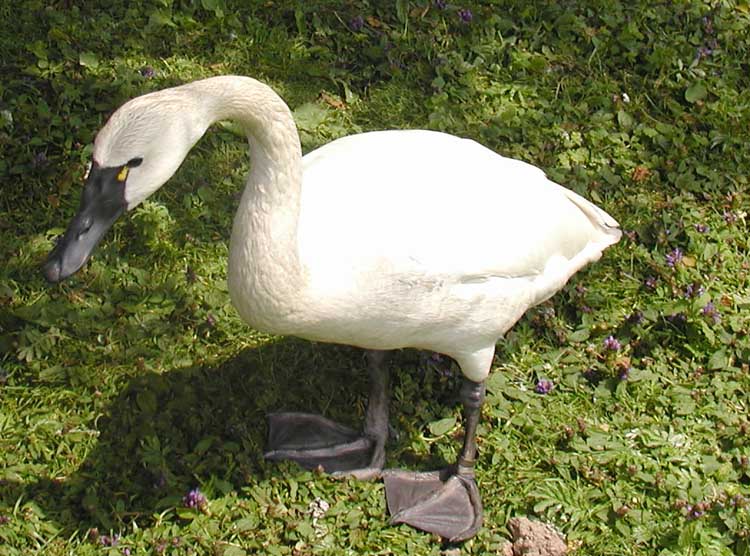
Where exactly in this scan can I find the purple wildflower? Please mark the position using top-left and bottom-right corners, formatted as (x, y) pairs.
(580, 304), (593, 313)
(0, 515), (9, 525)
(140, 66), (156, 78)
(32, 152), (48, 168)
(100, 534), (119, 547)
(702, 16), (714, 34)
(694, 223), (709, 233)
(123, 549), (131, 556)
(668, 312), (687, 326)
(723, 210), (737, 224)
(183, 488), (207, 510)
(458, 8), (473, 23)
(695, 46), (713, 60)
(432, 353), (454, 377)
(627, 310), (645, 325)
(350, 15), (364, 31)
(535, 378), (554, 395)
(582, 368), (601, 385)
(685, 504), (705, 520)
(434, 0), (447, 9)
(618, 366), (631, 381)
(702, 301), (721, 323)
(683, 283), (705, 299)
(644, 276), (657, 290)
(665, 247), (683, 268)
(603, 335), (621, 352)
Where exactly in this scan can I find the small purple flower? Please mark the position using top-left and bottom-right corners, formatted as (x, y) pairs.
(618, 366), (631, 381)
(627, 310), (645, 325)
(100, 534), (119, 547)
(0, 515), (9, 525)
(152, 471), (167, 490)
(644, 276), (657, 290)
(683, 283), (705, 299)
(140, 66), (156, 78)
(667, 313), (687, 326)
(665, 247), (683, 268)
(32, 152), (48, 168)
(603, 335), (621, 352)
(702, 16), (714, 34)
(434, 0), (447, 9)
(350, 15), (364, 31)
(183, 488), (207, 510)
(702, 301), (721, 323)
(684, 504), (704, 520)
(724, 210), (737, 224)
(624, 230), (637, 241)
(582, 368), (601, 385)
(123, 549), (131, 556)
(694, 223), (709, 233)
(696, 46), (713, 60)
(457, 8), (473, 23)
(579, 304), (593, 313)
(535, 378), (554, 394)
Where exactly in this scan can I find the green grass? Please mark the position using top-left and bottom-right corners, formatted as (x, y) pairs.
(1, 1), (750, 554)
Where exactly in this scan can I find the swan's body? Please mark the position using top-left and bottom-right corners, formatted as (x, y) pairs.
(44, 76), (620, 540)
(244, 129), (619, 381)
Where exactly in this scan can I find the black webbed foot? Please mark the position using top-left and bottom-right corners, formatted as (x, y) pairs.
(264, 412), (383, 479)
(383, 467), (483, 542)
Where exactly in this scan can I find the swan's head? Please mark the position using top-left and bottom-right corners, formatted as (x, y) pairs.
(43, 89), (205, 283)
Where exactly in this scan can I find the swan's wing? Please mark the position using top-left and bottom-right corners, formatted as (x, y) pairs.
(299, 130), (620, 285)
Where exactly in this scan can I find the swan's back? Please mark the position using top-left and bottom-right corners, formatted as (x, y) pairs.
(299, 130), (618, 281)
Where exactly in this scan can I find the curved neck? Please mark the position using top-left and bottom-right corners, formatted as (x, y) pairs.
(191, 76), (303, 209)
(187, 76), (305, 332)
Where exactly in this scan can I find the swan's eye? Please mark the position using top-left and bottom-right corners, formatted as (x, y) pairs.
(127, 157), (143, 168)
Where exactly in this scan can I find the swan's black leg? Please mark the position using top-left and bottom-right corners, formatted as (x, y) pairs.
(384, 378), (485, 542)
(264, 350), (389, 479)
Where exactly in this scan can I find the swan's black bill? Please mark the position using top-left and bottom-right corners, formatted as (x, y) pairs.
(43, 163), (128, 283)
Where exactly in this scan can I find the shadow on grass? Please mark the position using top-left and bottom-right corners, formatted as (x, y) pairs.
(2, 340), (458, 535)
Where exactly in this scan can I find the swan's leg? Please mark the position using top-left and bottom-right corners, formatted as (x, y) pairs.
(264, 350), (389, 479)
(383, 378), (485, 542)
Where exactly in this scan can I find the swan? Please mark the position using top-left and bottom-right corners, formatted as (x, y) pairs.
(43, 75), (621, 541)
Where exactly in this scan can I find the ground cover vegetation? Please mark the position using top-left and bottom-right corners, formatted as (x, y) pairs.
(1, 0), (749, 554)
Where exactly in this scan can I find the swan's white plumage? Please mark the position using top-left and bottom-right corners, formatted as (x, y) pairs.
(292, 130), (620, 378)
(91, 76), (621, 382)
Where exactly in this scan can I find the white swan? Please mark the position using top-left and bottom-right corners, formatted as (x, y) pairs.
(43, 75), (621, 541)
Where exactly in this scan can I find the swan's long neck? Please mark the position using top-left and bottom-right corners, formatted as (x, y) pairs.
(190, 76), (306, 333)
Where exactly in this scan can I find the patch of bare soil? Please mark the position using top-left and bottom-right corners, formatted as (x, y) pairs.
(501, 517), (567, 556)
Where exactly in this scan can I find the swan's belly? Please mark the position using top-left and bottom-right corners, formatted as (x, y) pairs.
(292, 273), (534, 352)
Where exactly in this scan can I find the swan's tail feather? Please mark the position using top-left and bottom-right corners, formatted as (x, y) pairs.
(563, 188), (622, 247)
